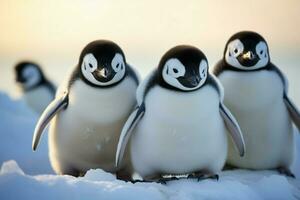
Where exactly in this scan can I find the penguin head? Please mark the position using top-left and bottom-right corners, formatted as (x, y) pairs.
(14, 62), (44, 90)
(79, 40), (127, 87)
(224, 31), (270, 70)
(157, 45), (208, 91)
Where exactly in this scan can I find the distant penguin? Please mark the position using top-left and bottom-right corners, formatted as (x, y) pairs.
(116, 45), (245, 182)
(213, 31), (300, 177)
(32, 40), (139, 179)
(15, 61), (56, 114)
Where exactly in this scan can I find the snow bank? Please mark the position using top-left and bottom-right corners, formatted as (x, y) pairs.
(0, 160), (299, 200)
(0, 92), (53, 174)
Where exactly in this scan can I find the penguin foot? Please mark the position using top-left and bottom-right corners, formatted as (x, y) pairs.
(156, 176), (179, 184)
(277, 167), (295, 178)
(130, 179), (153, 184)
(187, 173), (219, 181)
(131, 176), (179, 184)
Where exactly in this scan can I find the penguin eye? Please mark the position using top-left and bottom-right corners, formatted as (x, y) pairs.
(163, 58), (185, 79)
(82, 53), (97, 73)
(233, 47), (241, 56)
(112, 53), (125, 73)
(199, 60), (208, 79)
(227, 39), (244, 58)
(256, 41), (268, 60)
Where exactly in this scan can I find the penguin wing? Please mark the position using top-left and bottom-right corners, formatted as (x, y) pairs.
(115, 104), (145, 168)
(210, 74), (245, 156)
(220, 103), (245, 156)
(32, 91), (69, 151)
(115, 70), (156, 168)
(271, 64), (300, 131)
(284, 94), (300, 130)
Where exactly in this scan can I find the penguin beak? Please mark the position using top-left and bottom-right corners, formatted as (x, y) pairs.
(92, 67), (114, 82)
(99, 68), (109, 78)
(242, 51), (255, 60)
(189, 75), (200, 87)
(178, 75), (201, 88)
(94, 68), (110, 79)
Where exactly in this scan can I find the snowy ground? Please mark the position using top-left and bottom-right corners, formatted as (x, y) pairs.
(0, 91), (300, 200)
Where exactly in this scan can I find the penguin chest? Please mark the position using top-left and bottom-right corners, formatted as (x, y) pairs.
(219, 70), (294, 169)
(49, 78), (137, 170)
(131, 85), (227, 176)
(24, 86), (53, 114)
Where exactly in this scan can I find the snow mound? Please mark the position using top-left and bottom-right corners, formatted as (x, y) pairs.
(0, 92), (53, 175)
(0, 160), (299, 200)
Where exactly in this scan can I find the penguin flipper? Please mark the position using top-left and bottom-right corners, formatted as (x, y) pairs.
(32, 92), (68, 151)
(284, 94), (300, 131)
(270, 63), (300, 132)
(115, 103), (145, 168)
(220, 103), (245, 157)
(208, 74), (245, 156)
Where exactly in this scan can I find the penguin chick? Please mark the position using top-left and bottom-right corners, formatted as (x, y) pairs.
(116, 45), (245, 182)
(32, 40), (139, 180)
(15, 61), (56, 114)
(213, 31), (300, 178)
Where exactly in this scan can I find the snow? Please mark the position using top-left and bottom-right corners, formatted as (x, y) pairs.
(0, 160), (299, 200)
(0, 91), (300, 199)
(0, 92), (53, 175)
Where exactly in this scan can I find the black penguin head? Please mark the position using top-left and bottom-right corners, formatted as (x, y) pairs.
(157, 45), (208, 91)
(79, 40), (127, 87)
(224, 31), (270, 70)
(14, 61), (44, 90)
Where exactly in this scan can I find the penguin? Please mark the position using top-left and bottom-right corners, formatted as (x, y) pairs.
(32, 40), (139, 179)
(15, 61), (56, 114)
(213, 31), (300, 177)
(115, 45), (245, 182)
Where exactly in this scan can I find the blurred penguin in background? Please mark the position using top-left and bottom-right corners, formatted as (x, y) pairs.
(15, 61), (56, 114)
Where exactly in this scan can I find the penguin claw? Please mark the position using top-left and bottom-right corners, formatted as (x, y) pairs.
(131, 179), (152, 184)
(187, 173), (219, 181)
(131, 176), (179, 184)
(210, 174), (219, 181)
(277, 167), (295, 178)
(157, 176), (179, 184)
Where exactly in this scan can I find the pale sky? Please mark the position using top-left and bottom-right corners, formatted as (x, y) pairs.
(0, 0), (299, 96)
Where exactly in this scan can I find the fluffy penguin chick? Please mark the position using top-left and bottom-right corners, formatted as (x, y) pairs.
(116, 45), (245, 182)
(15, 61), (56, 114)
(213, 31), (300, 177)
(32, 40), (139, 179)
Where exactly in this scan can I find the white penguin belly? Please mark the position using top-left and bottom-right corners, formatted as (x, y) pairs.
(130, 85), (227, 178)
(24, 86), (54, 114)
(219, 70), (294, 169)
(49, 77), (137, 173)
